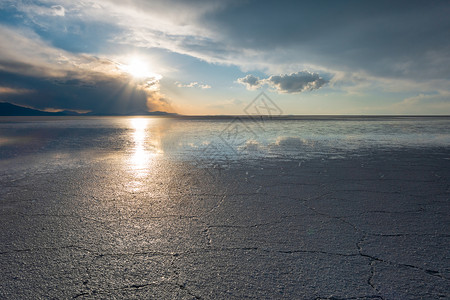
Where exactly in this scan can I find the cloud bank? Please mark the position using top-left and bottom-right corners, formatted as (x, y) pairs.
(0, 25), (171, 113)
(4, 0), (448, 80)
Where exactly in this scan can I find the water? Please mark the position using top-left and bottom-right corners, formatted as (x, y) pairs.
(1, 116), (449, 162)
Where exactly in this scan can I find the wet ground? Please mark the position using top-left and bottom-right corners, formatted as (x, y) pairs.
(1, 148), (449, 299)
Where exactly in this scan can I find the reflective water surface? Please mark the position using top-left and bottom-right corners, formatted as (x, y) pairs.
(1, 115), (449, 185)
(1, 116), (449, 165)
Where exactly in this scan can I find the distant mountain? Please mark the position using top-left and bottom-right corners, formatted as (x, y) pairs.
(0, 102), (178, 116)
(0, 102), (74, 116)
(86, 111), (178, 116)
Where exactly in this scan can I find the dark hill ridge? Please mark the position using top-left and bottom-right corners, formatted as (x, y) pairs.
(0, 102), (67, 116)
(0, 102), (177, 116)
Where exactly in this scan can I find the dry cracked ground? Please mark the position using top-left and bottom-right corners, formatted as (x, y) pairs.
(1, 148), (449, 299)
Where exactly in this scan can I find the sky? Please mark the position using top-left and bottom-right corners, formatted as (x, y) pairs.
(0, 0), (449, 115)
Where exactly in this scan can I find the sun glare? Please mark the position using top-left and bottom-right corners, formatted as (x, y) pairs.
(128, 118), (162, 182)
(121, 57), (162, 80)
(130, 118), (150, 175)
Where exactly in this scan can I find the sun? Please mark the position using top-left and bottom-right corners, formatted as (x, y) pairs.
(121, 56), (161, 80)
(127, 58), (150, 78)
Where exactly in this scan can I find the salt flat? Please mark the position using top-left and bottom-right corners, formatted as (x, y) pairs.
(1, 147), (449, 299)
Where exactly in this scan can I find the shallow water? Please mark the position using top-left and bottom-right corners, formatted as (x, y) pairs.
(1, 116), (449, 163)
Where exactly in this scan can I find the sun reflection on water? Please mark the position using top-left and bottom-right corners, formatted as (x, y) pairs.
(128, 118), (161, 185)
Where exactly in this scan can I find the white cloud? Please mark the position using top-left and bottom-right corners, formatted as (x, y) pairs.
(0, 26), (120, 79)
(176, 81), (211, 89)
(236, 74), (262, 90)
(267, 71), (328, 93)
(392, 92), (450, 114)
(5, 2), (66, 17)
(51, 5), (65, 16)
(237, 71), (328, 93)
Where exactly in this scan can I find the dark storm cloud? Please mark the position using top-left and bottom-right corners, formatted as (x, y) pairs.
(204, 0), (450, 79)
(0, 25), (170, 113)
(0, 70), (149, 114)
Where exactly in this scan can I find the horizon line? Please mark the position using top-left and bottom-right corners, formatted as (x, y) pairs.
(1, 102), (450, 118)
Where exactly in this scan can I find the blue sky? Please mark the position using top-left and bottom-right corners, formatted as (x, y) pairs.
(0, 0), (449, 115)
